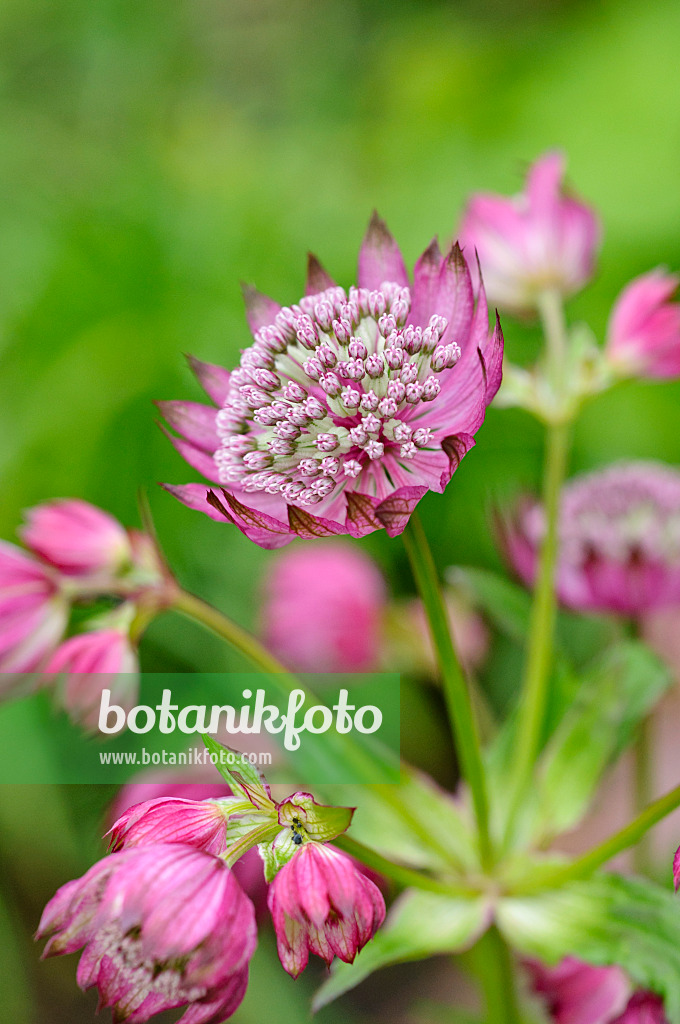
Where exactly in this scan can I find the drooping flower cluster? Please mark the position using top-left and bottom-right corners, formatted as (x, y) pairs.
(161, 214), (503, 547)
(0, 498), (171, 726)
(527, 957), (667, 1024)
(459, 151), (600, 316)
(38, 756), (385, 1022)
(504, 462), (680, 616)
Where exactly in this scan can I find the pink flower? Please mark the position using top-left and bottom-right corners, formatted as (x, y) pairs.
(527, 958), (666, 1024)
(160, 213), (503, 548)
(503, 462), (680, 616)
(108, 796), (234, 857)
(261, 542), (386, 672)
(21, 499), (132, 577)
(605, 270), (680, 380)
(110, 780), (268, 915)
(0, 540), (67, 673)
(267, 841), (385, 977)
(37, 843), (257, 1023)
(46, 623), (139, 730)
(459, 151), (600, 314)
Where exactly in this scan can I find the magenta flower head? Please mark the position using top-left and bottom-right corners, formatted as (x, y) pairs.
(605, 270), (680, 380)
(504, 462), (680, 616)
(20, 498), (132, 577)
(526, 957), (666, 1024)
(37, 843), (257, 1024)
(0, 540), (67, 673)
(261, 542), (386, 672)
(160, 213), (503, 548)
(267, 841), (385, 977)
(459, 152), (600, 315)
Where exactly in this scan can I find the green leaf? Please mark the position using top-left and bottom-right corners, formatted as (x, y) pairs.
(497, 873), (680, 1022)
(531, 641), (671, 844)
(447, 566), (531, 644)
(322, 763), (479, 874)
(313, 889), (491, 1010)
(200, 734), (275, 810)
(485, 641), (671, 850)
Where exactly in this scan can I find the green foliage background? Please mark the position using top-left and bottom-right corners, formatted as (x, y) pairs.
(1, 0), (680, 1020)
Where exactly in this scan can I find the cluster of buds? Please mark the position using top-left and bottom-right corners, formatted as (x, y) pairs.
(38, 751), (385, 1022)
(0, 498), (172, 727)
(460, 152), (680, 423)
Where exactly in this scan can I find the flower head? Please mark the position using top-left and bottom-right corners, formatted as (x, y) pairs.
(37, 843), (257, 1024)
(0, 540), (67, 674)
(20, 498), (132, 577)
(459, 151), (600, 315)
(605, 270), (680, 380)
(504, 462), (680, 616)
(527, 957), (666, 1024)
(267, 841), (385, 977)
(261, 542), (386, 672)
(161, 214), (502, 548)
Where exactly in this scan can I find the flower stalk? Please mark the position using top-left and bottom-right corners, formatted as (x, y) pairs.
(402, 513), (493, 869)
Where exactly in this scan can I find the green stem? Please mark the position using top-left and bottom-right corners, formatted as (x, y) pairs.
(536, 288), (569, 396)
(633, 714), (654, 874)
(403, 513), (492, 869)
(334, 835), (473, 896)
(505, 420), (570, 842)
(172, 589), (294, 677)
(520, 781), (680, 892)
(470, 926), (522, 1024)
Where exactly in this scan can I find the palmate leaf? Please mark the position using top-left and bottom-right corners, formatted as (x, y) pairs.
(321, 763), (479, 874)
(531, 640), (671, 845)
(486, 641), (671, 849)
(497, 873), (680, 1022)
(313, 889), (492, 1011)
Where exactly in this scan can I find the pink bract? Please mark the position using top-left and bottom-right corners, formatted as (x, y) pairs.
(261, 542), (386, 672)
(21, 498), (132, 577)
(108, 796), (234, 857)
(37, 843), (257, 1024)
(0, 540), (67, 673)
(606, 270), (680, 380)
(159, 214), (503, 548)
(503, 462), (680, 616)
(459, 151), (600, 315)
(267, 841), (385, 977)
(110, 780), (268, 914)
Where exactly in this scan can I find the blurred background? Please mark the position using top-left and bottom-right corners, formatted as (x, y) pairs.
(2, 0), (680, 1020)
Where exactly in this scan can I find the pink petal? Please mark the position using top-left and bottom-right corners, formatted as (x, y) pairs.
(305, 253), (336, 295)
(241, 283), (281, 334)
(156, 401), (220, 453)
(186, 355), (231, 406)
(358, 212), (409, 290)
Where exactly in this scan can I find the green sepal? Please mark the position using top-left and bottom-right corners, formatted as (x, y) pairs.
(200, 734), (274, 810)
(278, 792), (354, 843)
